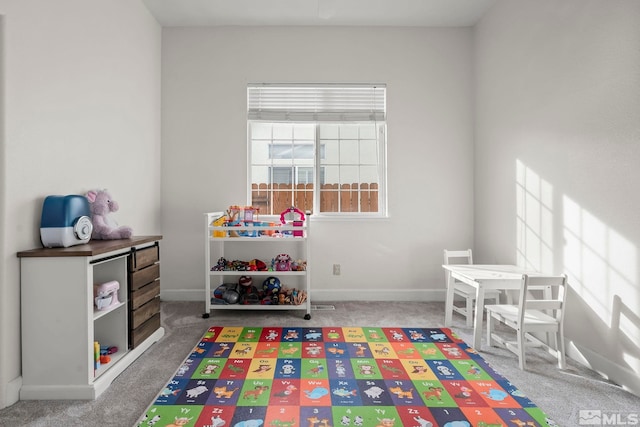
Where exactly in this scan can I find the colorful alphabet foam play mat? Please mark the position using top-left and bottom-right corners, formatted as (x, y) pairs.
(137, 326), (554, 427)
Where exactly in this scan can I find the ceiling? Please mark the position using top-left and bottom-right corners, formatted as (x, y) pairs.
(142, 0), (497, 27)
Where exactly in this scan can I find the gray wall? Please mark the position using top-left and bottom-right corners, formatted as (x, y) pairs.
(0, 0), (161, 408)
(474, 0), (640, 394)
(160, 26), (475, 302)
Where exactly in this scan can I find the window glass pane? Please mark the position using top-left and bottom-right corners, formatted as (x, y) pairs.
(359, 140), (378, 164)
(339, 124), (359, 139)
(251, 122), (272, 139)
(359, 165), (379, 183)
(273, 123), (293, 139)
(320, 140), (339, 164)
(251, 140), (270, 163)
(339, 140), (359, 164)
(252, 165), (270, 184)
(297, 167), (314, 184)
(319, 124), (338, 139)
(273, 184), (293, 212)
(293, 144), (315, 159)
(339, 165), (359, 185)
(272, 167), (293, 184)
(319, 167), (339, 212)
(294, 124), (315, 140)
(323, 165), (339, 186)
(251, 180), (270, 213)
(270, 143), (293, 159)
(359, 124), (377, 140)
(359, 168), (379, 213)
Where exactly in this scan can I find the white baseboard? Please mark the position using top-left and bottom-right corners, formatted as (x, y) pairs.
(567, 340), (640, 397)
(308, 289), (446, 302)
(160, 288), (446, 302)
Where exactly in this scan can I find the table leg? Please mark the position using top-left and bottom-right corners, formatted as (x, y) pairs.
(473, 286), (485, 350)
(444, 271), (455, 327)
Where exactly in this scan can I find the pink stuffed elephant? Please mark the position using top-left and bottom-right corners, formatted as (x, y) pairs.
(86, 189), (133, 240)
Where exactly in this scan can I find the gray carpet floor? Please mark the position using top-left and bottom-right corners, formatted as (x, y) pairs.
(1, 301), (639, 426)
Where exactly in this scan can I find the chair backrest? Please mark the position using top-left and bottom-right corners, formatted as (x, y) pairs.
(443, 249), (473, 265)
(518, 274), (568, 325)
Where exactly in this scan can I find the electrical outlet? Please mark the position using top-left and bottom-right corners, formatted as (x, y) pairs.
(333, 264), (341, 275)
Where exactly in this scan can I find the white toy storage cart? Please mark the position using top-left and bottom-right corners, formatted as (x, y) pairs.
(203, 211), (311, 319)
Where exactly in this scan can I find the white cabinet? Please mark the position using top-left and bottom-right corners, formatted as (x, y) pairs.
(204, 211), (311, 319)
(17, 236), (164, 400)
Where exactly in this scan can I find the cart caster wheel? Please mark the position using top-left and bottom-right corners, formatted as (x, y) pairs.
(304, 314), (311, 320)
(202, 313), (210, 319)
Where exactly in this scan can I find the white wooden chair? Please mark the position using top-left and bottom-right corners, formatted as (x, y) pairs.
(443, 249), (501, 327)
(485, 274), (568, 370)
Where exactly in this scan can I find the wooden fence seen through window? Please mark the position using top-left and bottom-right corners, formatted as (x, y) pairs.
(251, 183), (378, 215)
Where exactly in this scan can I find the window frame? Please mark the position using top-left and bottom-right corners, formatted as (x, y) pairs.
(247, 121), (387, 218)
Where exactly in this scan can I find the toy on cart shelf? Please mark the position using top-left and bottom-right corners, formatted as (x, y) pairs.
(211, 257), (273, 272)
(242, 205), (258, 222)
(220, 205), (261, 237)
(212, 283), (233, 302)
(238, 275), (252, 288)
(212, 281), (261, 305)
(210, 214), (226, 238)
(280, 286), (308, 305)
(211, 275), (307, 306)
(270, 255), (305, 271)
(209, 205), (307, 238)
(211, 256), (305, 272)
(211, 257), (248, 271)
(210, 276), (307, 308)
(262, 276), (282, 295)
(274, 253), (292, 271)
(212, 283), (242, 304)
(248, 258), (268, 271)
(291, 259), (307, 271)
(240, 284), (261, 304)
(280, 206), (305, 237)
(225, 206), (241, 237)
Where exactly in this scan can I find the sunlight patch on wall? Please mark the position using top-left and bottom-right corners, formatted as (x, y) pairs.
(517, 159), (639, 364)
(614, 295), (640, 373)
(515, 159), (554, 272)
(563, 195), (639, 349)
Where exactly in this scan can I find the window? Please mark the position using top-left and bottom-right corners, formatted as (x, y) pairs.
(248, 84), (387, 217)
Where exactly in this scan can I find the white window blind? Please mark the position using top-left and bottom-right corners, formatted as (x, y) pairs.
(247, 84), (386, 122)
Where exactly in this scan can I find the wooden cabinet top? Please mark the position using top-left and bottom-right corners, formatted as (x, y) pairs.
(17, 235), (162, 258)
